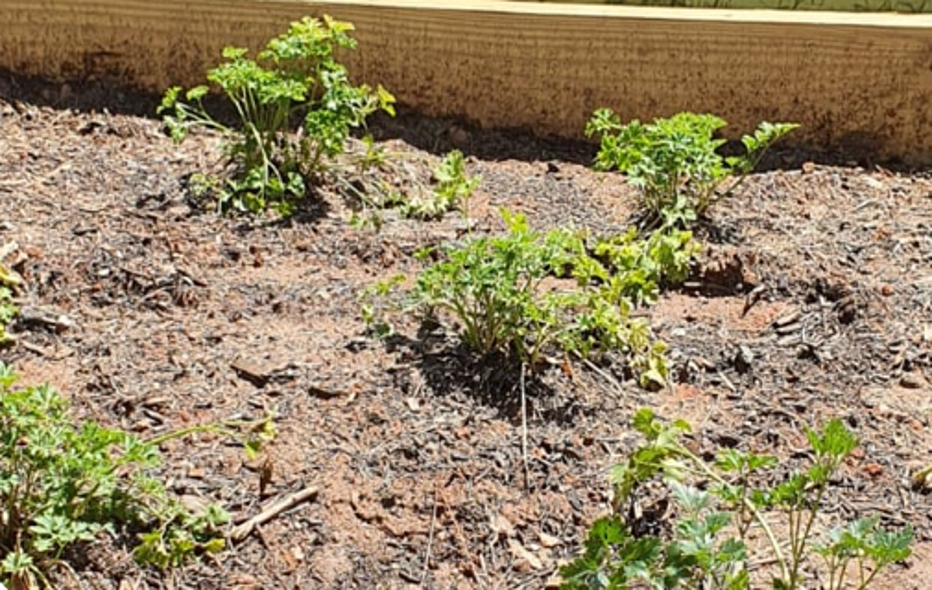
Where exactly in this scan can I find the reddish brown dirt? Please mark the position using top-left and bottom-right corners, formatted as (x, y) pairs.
(2, 75), (932, 590)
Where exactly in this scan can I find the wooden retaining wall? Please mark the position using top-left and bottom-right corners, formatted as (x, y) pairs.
(1, 0), (932, 163)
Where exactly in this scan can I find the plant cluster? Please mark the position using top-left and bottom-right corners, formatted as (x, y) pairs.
(365, 209), (700, 387)
(159, 16), (395, 215)
(349, 149), (480, 230)
(0, 364), (274, 588)
(586, 110), (797, 227)
(560, 410), (913, 590)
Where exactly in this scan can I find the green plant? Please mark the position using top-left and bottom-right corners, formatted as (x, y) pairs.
(412, 210), (583, 366)
(0, 259), (21, 345)
(0, 364), (274, 588)
(576, 226), (699, 308)
(348, 150), (480, 229)
(560, 410), (913, 590)
(585, 110), (797, 227)
(405, 150), (480, 220)
(369, 210), (697, 386)
(814, 517), (913, 590)
(159, 15), (395, 215)
(359, 274), (406, 338)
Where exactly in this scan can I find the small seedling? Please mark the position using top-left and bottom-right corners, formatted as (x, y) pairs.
(586, 110), (797, 227)
(349, 150), (481, 228)
(405, 150), (480, 220)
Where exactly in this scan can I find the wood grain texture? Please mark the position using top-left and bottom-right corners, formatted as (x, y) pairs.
(2, 0), (931, 163)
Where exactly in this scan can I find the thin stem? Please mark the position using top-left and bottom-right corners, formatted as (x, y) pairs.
(678, 447), (790, 582)
(857, 557), (881, 590)
(520, 362), (530, 490)
(144, 418), (267, 447)
(824, 555), (837, 590)
(788, 485), (829, 587)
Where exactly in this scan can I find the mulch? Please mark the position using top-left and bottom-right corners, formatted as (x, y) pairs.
(1, 72), (932, 589)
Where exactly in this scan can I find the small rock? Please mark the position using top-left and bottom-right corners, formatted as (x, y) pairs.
(179, 494), (211, 517)
(862, 463), (884, 479)
(231, 357), (273, 387)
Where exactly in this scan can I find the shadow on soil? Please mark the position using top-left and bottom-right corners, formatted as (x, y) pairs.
(383, 328), (590, 426)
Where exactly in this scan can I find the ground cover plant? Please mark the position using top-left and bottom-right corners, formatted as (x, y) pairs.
(560, 410), (913, 590)
(3, 60), (932, 590)
(158, 15), (395, 215)
(0, 364), (275, 589)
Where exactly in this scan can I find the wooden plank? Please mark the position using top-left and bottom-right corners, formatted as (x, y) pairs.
(1, 0), (931, 163)
(512, 0), (932, 11)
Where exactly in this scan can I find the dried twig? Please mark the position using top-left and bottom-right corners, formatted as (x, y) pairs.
(229, 485), (319, 542)
(520, 362), (529, 490)
(420, 487), (439, 585)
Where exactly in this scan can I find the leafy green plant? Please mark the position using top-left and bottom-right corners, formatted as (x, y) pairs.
(561, 410), (913, 590)
(585, 110), (797, 227)
(815, 516), (913, 590)
(159, 15), (395, 215)
(366, 210), (698, 386)
(412, 209), (584, 366)
(0, 364), (274, 588)
(359, 274), (406, 339)
(575, 226), (700, 309)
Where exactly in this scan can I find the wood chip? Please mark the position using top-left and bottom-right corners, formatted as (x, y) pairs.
(508, 539), (544, 571)
(490, 512), (515, 539)
(773, 308), (801, 328)
(538, 531), (562, 548)
(231, 357), (273, 386)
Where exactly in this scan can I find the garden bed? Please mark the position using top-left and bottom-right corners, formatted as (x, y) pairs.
(2, 70), (932, 589)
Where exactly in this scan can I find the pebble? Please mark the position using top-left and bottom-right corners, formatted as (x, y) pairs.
(900, 372), (926, 390)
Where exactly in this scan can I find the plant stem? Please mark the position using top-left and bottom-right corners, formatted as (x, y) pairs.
(678, 446), (790, 582)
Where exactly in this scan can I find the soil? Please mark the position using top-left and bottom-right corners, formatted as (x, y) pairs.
(2, 72), (932, 590)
